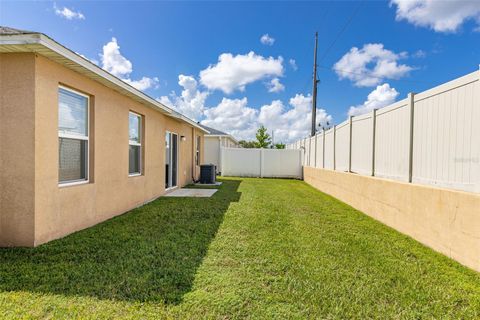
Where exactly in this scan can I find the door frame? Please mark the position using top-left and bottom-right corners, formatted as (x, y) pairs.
(165, 131), (179, 190)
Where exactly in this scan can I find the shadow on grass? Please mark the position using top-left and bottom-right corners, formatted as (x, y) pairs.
(0, 179), (241, 304)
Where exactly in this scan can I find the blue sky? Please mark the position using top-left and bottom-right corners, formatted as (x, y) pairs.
(1, 1), (479, 142)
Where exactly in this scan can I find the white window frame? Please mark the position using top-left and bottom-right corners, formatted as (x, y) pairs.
(128, 111), (142, 176)
(58, 85), (90, 187)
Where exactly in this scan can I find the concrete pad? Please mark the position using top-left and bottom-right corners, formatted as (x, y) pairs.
(194, 182), (223, 186)
(164, 188), (218, 197)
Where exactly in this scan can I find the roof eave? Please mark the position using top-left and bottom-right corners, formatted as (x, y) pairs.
(0, 33), (210, 133)
(169, 112), (210, 133)
(206, 134), (239, 144)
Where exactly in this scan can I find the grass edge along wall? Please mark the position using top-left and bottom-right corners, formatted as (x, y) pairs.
(303, 167), (480, 273)
(287, 69), (480, 272)
(0, 44), (205, 247)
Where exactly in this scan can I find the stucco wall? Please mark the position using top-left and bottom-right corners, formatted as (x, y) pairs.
(32, 54), (204, 245)
(1, 53), (203, 246)
(0, 53), (36, 246)
(303, 166), (480, 272)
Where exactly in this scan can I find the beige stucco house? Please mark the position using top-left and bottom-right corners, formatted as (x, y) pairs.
(0, 27), (209, 247)
(198, 124), (239, 174)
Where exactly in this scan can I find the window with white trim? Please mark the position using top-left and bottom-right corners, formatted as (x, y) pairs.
(129, 112), (142, 175)
(58, 87), (89, 184)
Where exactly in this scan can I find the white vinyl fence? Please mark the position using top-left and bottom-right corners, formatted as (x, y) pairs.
(287, 70), (480, 193)
(220, 148), (302, 178)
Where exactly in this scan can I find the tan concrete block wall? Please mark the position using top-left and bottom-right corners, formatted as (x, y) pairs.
(303, 166), (480, 272)
(0, 53), (36, 246)
(30, 54), (201, 246)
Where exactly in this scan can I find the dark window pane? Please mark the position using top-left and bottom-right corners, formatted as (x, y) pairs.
(129, 145), (141, 174)
(59, 138), (87, 183)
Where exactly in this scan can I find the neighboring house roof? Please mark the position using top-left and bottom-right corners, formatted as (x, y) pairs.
(0, 26), (34, 35)
(0, 26), (209, 133)
(198, 124), (239, 144)
(198, 124), (228, 135)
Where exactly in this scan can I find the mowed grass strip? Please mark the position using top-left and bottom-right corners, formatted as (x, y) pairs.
(0, 178), (479, 319)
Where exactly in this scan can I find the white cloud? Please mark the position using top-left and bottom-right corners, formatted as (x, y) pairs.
(100, 37), (159, 91)
(163, 73), (332, 142)
(413, 49), (426, 58)
(391, 0), (480, 33)
(158, 75), (209, 121)
(260, 34), (275, 46)
(334, 43), (413, 87)
(199, 51), (284, 94)
(202, 98), (259, 140)
(289, 59), (298, 71)
(266, 78), (285, 93)
(101, 38), (132, 78)
(348, 83), (399, 116)
(197, 93), (332, 143)
(54, 3), (85, 20)
(124, 76), (160, 91)
(258, 94), (332, 142)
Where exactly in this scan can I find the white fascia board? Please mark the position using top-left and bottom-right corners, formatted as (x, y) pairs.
(206, 134), (239, 144)
(169, 111), (210, 133)
(205, 134), (228, 138)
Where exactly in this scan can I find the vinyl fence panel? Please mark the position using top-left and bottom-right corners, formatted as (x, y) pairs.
(288, 70), (480, 193)
(299, 139), (306, 165)
(335, 121), (350, 172)
(324, 129), (335, 170)
(221, 148), (262, 177)
(315, 133), (324, 168)
(412, 72), (480, 192)
(263, 149), (303, 178)
(220, 148), (302, 178)
(304, 137), (311, 167)
(374, 99), (410, 181)
(351, 113), (374, 176)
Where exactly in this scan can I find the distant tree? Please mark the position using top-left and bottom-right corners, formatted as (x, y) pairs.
(318, 121), (332, 132)
(274, 143), (285, 149)
(239, 140), (257, 148)
(255, 126), (272, 148)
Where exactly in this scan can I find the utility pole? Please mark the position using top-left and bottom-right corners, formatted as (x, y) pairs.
(311, 32), (319, 137)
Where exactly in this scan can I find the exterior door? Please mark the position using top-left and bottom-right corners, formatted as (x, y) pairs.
(171, 133), (178, 187)
(165, 132), (178, 189)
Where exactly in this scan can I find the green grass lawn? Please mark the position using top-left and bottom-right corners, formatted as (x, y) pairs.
(1, 178), (479, 319)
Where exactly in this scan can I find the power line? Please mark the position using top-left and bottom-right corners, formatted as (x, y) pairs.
(317, 2), (332, 34)
(318, 0), (364, 64)
(295, 2), (332, 79)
